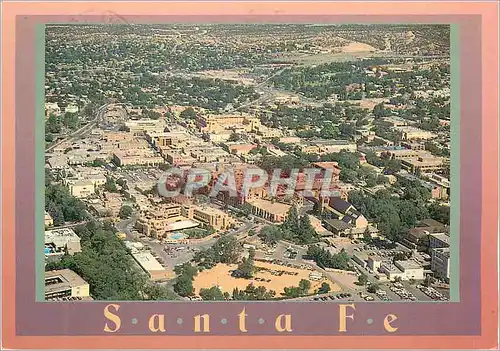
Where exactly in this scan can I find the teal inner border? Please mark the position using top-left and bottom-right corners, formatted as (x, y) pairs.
(35, 23), (460, 302)
(35, 23), (45, 301)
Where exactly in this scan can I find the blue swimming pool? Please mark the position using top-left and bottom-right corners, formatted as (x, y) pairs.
(168, 232), (187, 240)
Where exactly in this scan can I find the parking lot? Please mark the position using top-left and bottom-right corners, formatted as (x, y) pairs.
(114, 167), (164, 186)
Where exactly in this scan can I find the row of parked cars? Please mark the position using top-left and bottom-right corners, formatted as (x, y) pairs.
(312, 293), (352, 301)
(389, 284), (417, 301)
(417, 285), (448, 301)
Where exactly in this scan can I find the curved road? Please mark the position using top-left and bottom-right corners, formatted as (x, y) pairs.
(45, 103), (111, 152)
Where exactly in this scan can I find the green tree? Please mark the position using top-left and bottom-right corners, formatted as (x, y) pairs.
(118, 205), (133, 219)
(236, 248), (255, 278)
(367, 284), (379, 293)
(258, 225), (282, 245)
(116, 178), (127, 188)
(47, 221), (154, 300)
(199, 286), (225, 301)
(357, 274), (368, 286)
(104, 177), (118, 192)
(228, 133), (241, 142)
(143, 283), (176, 300)
(283, 205), (300, 234)
(365, 173), (377, 187)
(179, 107), (198, 120)
(173, 274), (194, 297)
(174, 263), (198, 278)
(317, 282), (331, 294)
(46, 114), (62, 134)
(297, 215), (317, 244)
(92, 158), (106, 167)
(298, 279), (311, 295)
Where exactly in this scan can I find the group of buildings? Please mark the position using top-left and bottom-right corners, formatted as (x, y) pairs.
(352, 218), (451, 283)
(44, 228), (91, 301)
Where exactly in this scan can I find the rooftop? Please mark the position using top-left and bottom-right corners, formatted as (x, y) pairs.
(323, 218), (352, 231)
(45, 228), (80, 243)
(132, 252), (165, 272)
(45, 269), (88, 294)
(395, 260), (424, 271)
(247, 198), (291, 215)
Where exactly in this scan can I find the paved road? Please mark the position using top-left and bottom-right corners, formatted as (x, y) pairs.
(49, 221), (88, 230)
(45, 103), (110, 152)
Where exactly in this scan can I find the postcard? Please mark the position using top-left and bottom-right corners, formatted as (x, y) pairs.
(1, 1), (498, 349)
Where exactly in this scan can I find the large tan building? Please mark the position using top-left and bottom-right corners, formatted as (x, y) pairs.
(45, 269), (91, 301)
(136, 203), (184, 237)
(125, 118), (167, 134)
(395, 126), (437, 141)
(145, 131), (191, 148)
(401, 155), (446, 174)
(67, 180), (96, 198)
(183, 205), (234, 231)
(112, 151), (164, 167)
(246, 198), (291, 223)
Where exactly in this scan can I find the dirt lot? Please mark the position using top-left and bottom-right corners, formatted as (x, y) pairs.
(341, 41), (377, 53)
(325, 270), (359, 291)
(193, 261), (340, 297)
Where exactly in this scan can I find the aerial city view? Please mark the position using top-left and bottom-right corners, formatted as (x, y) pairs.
(44, 24), (451, 303)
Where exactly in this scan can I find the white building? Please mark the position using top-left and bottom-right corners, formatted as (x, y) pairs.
(45, 228), (82, 260)
(65, 104), (79, 114)
(431, 247), (450, 283)
(394, 260), (425, 280)
(380, 260), (424, 281)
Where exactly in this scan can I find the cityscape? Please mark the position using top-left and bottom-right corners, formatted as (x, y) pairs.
(44, 24), (451, 303)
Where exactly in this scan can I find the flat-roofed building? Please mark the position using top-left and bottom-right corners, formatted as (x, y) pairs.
(387, 149), (430, 160)
(196, 113), (257, 133)
(162, 149), (196, 166)
(394, 260), (425, 280)
(395, 126), (437, 141)
(246, 198), (291, 223)
(380, 260), (424, 281)
(380, 263), (407, 281)
(45, 228), (82, 257)
(136, 203), (184, 238)
(112, 151), (164, 167)
(67, 179), (95, 198)
(255, 125), (283, 139)
(145, 131), (191, 148)
(367, 255), (384, 271)
(45, 269), (91, 301)
(125, 118), (167, 134)
(401, 155), (446, 174)
(314, 140), (357, 154)
(131, 251), (167, 280)
(402, 141), (426, 151)
(183, 205), (234, 231)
